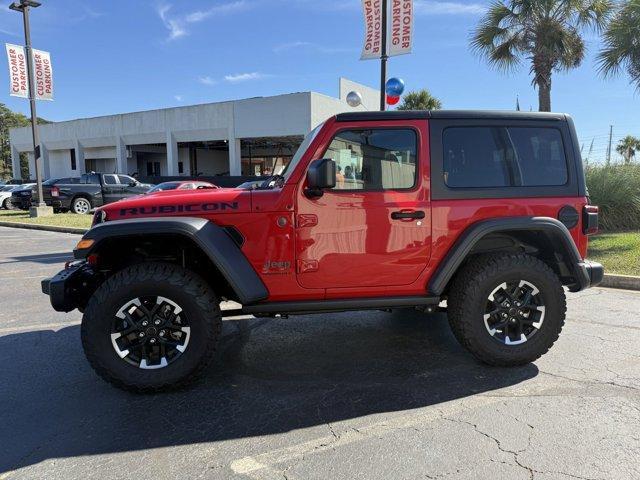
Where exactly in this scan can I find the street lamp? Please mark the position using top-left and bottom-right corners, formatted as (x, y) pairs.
(8, 0), (49, 217)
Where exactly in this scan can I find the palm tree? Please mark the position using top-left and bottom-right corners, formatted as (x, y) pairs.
(597, 0), (640, 91)
(616, 135), (640, 163)
(396, 89), (442, 110)
(471, 0), (612, 112)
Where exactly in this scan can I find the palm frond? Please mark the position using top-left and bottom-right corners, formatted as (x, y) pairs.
(597, 0), (640, 89)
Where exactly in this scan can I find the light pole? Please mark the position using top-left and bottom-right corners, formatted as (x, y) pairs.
(9, 0), (48, 216)
(379, 0), (387, 111)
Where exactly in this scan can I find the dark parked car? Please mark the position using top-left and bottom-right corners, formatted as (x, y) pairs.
(10, 181), (45, 210)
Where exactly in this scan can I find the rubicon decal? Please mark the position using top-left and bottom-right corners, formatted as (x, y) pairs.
(119, 202), (239, 216)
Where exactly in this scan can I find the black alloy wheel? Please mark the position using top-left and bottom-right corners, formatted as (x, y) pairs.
(483, 280), (545, 345)
(110, 296), (191, 369)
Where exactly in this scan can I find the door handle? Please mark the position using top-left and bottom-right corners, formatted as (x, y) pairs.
(391, 210), (425, 220)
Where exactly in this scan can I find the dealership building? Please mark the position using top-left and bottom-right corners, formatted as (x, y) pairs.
(8, 78), (379, 181)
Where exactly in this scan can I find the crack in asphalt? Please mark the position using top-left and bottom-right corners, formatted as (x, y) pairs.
(441, 417), (606, 480)
(539, 369), (640, 393)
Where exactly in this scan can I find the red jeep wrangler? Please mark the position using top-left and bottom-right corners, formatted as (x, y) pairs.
(43, 111), (603, 392)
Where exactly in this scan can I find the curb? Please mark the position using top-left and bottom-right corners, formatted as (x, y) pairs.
(0, 221), (87, 235)
(601, 274), (640, 291)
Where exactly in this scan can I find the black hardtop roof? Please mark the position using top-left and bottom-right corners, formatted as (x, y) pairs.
(335, 110), (567, 122)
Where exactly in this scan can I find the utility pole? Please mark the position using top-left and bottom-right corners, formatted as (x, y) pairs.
(8, 0), (48, 216)
(606, 125), (613, 165)
(379, 0), (388, 111)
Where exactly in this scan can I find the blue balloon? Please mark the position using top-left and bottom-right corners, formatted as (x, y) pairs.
(385, 77), (405, 97)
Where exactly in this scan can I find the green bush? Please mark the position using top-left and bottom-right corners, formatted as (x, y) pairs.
(585, 163), (640, 231)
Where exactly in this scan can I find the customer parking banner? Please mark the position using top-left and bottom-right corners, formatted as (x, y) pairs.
(360, 0), (413, 60)
(32, 48), (54, 101)
(388, 0), (413, 57)
(5, 44), (53, 100)
(360, 0), (383, 60)
(5, 43), (29, 98)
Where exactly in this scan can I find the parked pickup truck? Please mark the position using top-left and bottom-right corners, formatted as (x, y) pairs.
(40, 173), (153, 214)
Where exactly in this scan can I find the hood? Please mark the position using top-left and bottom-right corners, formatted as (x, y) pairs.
(100, 188), (251, 222)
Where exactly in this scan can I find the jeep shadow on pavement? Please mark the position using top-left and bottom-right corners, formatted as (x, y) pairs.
(0, 310), (538, 473)
(41, 110), (603, 393)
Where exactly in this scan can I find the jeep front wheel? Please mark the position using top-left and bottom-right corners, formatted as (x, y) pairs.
(81, 262), (222, 392)
(447, 253), (566, 366)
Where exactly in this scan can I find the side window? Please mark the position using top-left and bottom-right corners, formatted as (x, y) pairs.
(117, 175), (135, 185)
(508, 128), (568, 186)
(443, 127), (568, 188)
(103, 174), (118, 185)
(322, 129), (417, 191)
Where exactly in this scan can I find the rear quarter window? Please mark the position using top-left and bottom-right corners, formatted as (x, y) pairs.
(443, 126), (568, 188)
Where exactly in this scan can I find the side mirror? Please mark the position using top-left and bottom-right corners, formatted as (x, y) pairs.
(305, 159), (336, 198)
(129, 181), (137, 187)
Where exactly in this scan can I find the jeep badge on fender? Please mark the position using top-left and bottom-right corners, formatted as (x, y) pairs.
(42, 110), (603, 392)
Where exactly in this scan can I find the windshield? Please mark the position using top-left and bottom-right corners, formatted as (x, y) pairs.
(280, 122), (325, 181)
(148, 182), (181, 193)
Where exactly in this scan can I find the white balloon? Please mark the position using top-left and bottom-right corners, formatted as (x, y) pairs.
(346, 91), (362, 108)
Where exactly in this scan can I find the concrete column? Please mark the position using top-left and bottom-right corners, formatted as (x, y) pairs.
(115, 136), (127, 174)
(166, 131), (178, 176)
(75, 140), (86, 174)
(11, 144), (21, 180)
(27, 152), (35, 180)
(228, 133), (242, 176)
(41, 143), (50, 180)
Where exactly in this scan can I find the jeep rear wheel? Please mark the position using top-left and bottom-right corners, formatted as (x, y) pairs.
(81, 262), (222, 392)
(447, 253), (566, 366)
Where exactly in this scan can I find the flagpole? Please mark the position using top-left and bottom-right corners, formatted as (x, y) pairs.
(379, 0), (387, 111)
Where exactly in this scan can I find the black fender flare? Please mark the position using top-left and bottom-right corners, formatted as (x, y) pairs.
(427, 216), (590, 295)
(74, 217), (269, 305)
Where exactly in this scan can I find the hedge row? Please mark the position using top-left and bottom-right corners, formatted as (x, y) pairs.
(585, 163), (640, 231)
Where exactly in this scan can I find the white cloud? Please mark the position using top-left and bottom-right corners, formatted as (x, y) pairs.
(414, 1), (486, 15)
(198, 76), (218, 86)
(174, 95), (184, 102)
(224, 72), (268, 83)
(157, 1), (249, 41)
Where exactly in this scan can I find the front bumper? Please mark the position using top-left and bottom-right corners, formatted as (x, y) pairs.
(42, 262), (98, 312)
(11, 196), (31, 210)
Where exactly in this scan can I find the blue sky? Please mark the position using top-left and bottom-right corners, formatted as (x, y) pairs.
(0, 0), (637, 162)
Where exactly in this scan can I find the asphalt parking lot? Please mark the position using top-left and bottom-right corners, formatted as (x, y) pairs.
(1, 225), (639, 480)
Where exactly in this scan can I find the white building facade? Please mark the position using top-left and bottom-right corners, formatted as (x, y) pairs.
(9, 79), (379, 181)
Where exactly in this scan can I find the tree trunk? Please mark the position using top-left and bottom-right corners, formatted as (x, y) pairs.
(537, 73), (552, 112)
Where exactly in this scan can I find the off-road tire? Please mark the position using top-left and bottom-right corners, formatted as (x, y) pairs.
(447, 253), (566, 366)
(71, 196), (92, 214)
(81, 262), (222, 392)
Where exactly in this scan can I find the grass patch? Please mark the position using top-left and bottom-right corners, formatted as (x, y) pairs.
(0, 209), (91, 229)
(589, 231), (640, 276)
